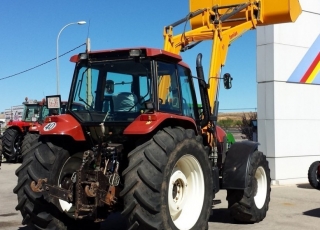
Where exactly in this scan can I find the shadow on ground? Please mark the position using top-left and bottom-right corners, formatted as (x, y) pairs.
(303, 208), (320, 218)
(296, 183), (314, 189)
(208, 208), (235, 224)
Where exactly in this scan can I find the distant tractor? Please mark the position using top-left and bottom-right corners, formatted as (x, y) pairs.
(2, 97), (67, 162)
(2, 98), (44, 162)
(20, 100), (68, 157)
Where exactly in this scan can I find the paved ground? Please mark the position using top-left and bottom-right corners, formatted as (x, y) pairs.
(1, 162), (320, 230)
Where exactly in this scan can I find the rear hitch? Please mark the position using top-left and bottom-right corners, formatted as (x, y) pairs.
(31, 178), (74, 203)
(30, 143), (124, 221)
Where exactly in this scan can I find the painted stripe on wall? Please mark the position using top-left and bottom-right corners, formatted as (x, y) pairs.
(287, 34), (320, 84)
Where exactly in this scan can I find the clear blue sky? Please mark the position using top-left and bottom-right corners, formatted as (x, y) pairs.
(0, 0), (257, 113)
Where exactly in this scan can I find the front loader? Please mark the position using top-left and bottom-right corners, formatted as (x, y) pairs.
(14, 0), (301, 229)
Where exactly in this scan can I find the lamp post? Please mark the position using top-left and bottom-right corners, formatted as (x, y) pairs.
(56, 21), (86, 95)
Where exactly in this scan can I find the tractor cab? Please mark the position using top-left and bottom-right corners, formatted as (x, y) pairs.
(68, 48), (200, 142)
(22, 99), (43, 123)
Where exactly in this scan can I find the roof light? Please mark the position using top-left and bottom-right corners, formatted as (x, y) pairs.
(79, 53), (88, 60)
(129, 49), (142, 57)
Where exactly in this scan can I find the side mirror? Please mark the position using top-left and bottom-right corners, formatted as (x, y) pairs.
(223, 73), (233, 89)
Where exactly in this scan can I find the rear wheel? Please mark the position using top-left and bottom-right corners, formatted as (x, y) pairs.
(308, 161), (320, 190)
(121, 127), (213, 230)
(227, 151), (271, 223)
(2, 128), (22, 162)
(13, 140), (100, 230)
(21, 133), (39, 158)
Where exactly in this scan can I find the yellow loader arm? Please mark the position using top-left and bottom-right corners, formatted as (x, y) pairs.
(162, 0), (302, 115)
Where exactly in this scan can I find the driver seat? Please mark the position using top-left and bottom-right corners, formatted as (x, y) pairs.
(114, 92), (138, 112)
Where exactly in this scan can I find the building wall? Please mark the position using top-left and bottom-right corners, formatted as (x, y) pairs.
(257, 0), (320, 185)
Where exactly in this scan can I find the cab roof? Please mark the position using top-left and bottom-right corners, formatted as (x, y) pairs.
(70, 47), (189, 68)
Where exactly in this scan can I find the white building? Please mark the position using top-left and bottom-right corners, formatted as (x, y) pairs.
(4, 105), (24, 126)
(257, 0), (320, 185)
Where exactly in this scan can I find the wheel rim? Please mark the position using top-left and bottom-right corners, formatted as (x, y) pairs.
(168, 154), (204, 229)
(58, 154), (82, 215)
(254, 166), (267, 209)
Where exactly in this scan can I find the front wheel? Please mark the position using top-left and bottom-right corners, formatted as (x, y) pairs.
(227, 151), (271, 223)
(308, 161), (320, 189)
(121, 127), (213, 230)
(2, 128), (22, 162)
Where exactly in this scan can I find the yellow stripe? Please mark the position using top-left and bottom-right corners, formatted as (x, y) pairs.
(306, 61), (320, 83)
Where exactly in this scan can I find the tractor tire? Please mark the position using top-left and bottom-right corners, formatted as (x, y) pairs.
(0, 137), (2, 165)
(226, 151), (271, 223)
(2, 128), (22, 162)
(13, 140), (100, 230)
(120, 127), (213, 230)
(21, 133), (39, 158)
(308, 161), (320, 190)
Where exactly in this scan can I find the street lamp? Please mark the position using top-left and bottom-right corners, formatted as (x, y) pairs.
(56, 21), (86, 95)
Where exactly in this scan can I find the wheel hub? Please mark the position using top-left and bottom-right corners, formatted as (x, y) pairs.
(169, 169), (187, 216)
(61, 177), (72, 191)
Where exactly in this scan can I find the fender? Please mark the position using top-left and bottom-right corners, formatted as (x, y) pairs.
(7, 121), (32, 133)
(39, 114), (85, 141)
(221, 141), (259, 190)
(124, 112), (197, 135)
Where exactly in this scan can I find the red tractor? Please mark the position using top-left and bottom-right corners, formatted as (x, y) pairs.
(14, 0), (301, 229)
(2, 97), (67, 162)
(20, 99), (68, 157)
(2, 97), (45, 162)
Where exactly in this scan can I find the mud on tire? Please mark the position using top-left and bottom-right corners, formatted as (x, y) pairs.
(227, 151), (271, 223)
(13, 139), (99, 230)
(120, 127), (213, 230)
(308, 161), (320, 190)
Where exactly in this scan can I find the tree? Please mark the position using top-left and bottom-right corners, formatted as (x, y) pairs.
(237, 112), (257, 140)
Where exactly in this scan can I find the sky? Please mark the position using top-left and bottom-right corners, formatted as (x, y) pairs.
(0, 0), (257, 113)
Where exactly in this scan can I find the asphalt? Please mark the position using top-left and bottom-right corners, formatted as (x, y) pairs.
(1, 162), (320, 230)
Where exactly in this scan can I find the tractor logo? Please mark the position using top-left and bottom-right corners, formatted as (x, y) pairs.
(43, 122), (57, 131)
(287, 34), (320, 84)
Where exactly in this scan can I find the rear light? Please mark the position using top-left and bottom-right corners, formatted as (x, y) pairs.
(140, 114), (157, 121)
(45, 116), (59, 123)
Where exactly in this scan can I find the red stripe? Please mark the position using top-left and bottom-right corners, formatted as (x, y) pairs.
(300, 52), (320, 83)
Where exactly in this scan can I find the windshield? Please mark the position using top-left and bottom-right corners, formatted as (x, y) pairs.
(23, 104), (40, 122)
(37, 104), (68, 123)
(70, 59), (152, 123)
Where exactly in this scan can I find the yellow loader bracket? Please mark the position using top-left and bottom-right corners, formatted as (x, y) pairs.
(189, 0), (302, 29)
